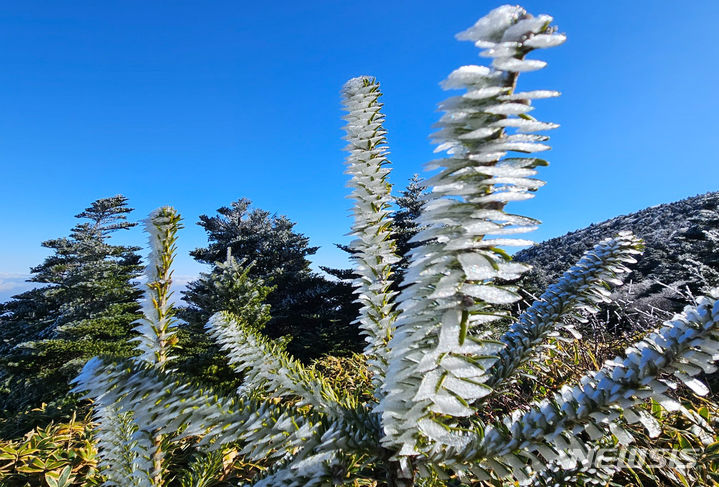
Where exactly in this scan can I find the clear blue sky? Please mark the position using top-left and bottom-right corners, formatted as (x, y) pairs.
(1, 1), (718, 299)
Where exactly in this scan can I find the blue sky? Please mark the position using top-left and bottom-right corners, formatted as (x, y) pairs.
(1, 1), (718, 300)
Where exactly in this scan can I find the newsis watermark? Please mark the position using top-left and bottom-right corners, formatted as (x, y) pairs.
(542, 446), (699, 471)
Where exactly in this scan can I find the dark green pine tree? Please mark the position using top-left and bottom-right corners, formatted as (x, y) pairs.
(183, 198), (360, 361)
(0, 196), (142, 435)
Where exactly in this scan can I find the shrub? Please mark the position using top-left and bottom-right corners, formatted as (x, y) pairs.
(0, 411), (100, 487)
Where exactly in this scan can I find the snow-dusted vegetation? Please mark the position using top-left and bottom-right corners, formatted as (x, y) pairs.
(61, 6), (719, 486)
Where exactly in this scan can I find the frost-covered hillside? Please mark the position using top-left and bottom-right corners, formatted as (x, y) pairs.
(515, 192), (719, 329)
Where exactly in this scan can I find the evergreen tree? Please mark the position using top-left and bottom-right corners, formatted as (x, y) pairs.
(392, 174), (429, 285)
(0, 196), (142, 434)
(183, 198), (360, 360)
(176, 252), (274, 391)
(318, 245), (356, 281)
(181, 251), (272, 331)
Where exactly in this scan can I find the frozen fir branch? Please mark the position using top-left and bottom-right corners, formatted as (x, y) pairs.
(421, 289), (719, 483)
(73, 207), (185, 487)
(206, 311), (352, 413)
(251, 449), (350, 487)
(342, 76), (401, 394)
(529, 404), (716, 487)
(526, 435), (619, 487)
(129, 207), (183, 485)
(89, 391), (146, 486)
(486, 231), (644, 389)
(379, 5), (566, 458)
(206, 311), (383, 456)
(72, 358), (155, 486)
(132, 207), (182, 369)
(204, 312), (381, 459)
(74, 358), (321, 466)
(249, 413), (382, 487)
(228, 391), (381, 486)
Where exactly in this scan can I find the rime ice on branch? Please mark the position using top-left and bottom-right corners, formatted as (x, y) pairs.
(132, 207), (182, 369)
(341, 76), (400, 394)
(379, 4), (566, 458)
(74, 6), (719, 487)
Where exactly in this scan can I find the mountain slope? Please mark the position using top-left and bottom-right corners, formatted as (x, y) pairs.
(514, 191), (719, 329)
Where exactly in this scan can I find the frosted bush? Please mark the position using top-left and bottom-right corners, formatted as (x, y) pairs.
(74, 6), (719, 486)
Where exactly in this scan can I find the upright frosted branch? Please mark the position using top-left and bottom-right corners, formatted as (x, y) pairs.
(379, 5), (565, 456)
(125, 206), (182, 485)
(422, 289), (719, 482)
(132, 207), (182, 369)
(342, 76), (401, 393)
(486, 231), (644, 388)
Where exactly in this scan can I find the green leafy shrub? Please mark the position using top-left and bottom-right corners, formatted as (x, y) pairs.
(0, 411), (99, 486)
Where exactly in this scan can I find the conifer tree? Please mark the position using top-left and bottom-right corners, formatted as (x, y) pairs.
(392, 175), (429, 285)
(176, 252), (274, 391)
(0, 196), (142, 433)
(183, 198), (359, 360)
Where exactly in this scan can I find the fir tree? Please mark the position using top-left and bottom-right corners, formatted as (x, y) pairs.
(176, 252), (274, 391)
(181, 251), (272, 332)
(392, 174), (429, 285)
(183, 198), (360, 360)
(0, 196), (142, 434)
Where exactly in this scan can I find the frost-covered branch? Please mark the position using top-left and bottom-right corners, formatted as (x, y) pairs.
(73, 357), (160, 486)
(422, 289), (719, 482)
(251, 450), (347, 487)
(206, 312), (382, 461)
(74, 358), (320, 466)
(206, 311), (351, 413)
(380, 5), (566, 457)
(88, 391), (148, 486)
(486, 231), (644, 389)
(133, 207), (183, 485)
(76, 207), (185, 486)
(250, 416), (381, 487)
(342, 76), (401, 395)
(132, 207), (182, 369)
